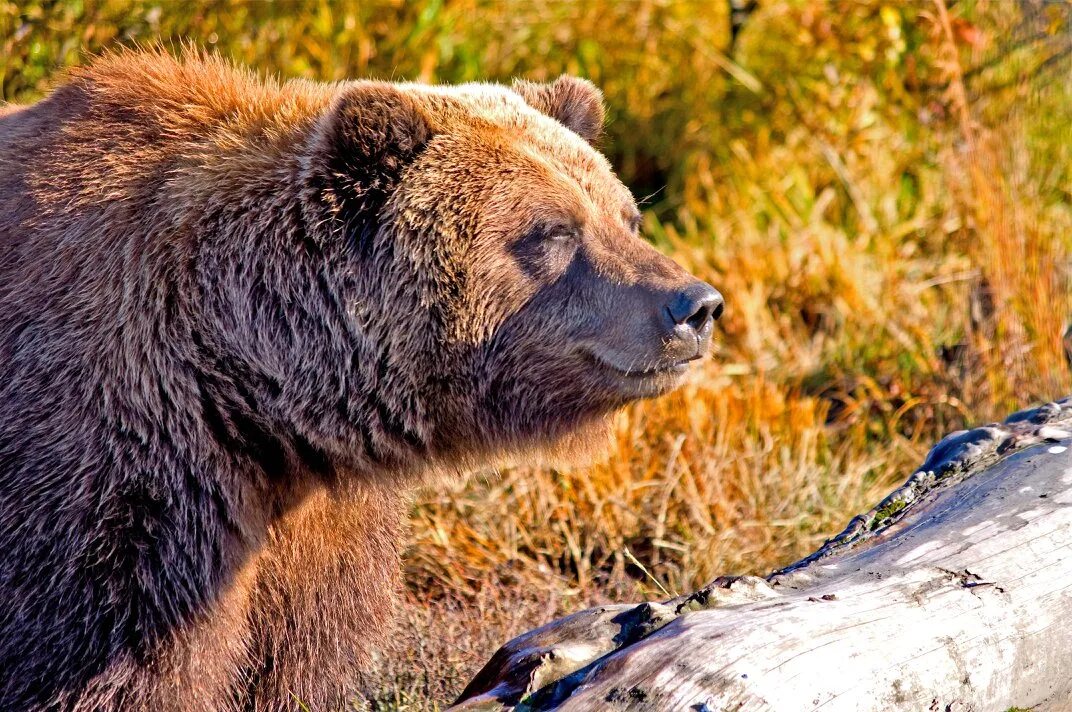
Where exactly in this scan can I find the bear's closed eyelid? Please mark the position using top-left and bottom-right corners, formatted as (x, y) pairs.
(526, 221), (579, 243)
(548, 225), (579, 242)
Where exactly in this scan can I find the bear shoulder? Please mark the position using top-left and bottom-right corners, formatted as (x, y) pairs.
(69, 48), (336, 135)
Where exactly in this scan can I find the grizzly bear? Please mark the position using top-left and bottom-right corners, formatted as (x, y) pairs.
(0, 49), (722, 711)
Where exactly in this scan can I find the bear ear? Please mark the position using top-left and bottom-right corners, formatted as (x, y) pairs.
(512, 76), (605, 144)
(306, 83), (434, 252)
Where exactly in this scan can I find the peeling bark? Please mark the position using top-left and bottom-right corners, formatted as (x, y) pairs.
(451, 398), (1072, 711)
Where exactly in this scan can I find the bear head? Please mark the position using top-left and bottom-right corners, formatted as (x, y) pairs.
(292, 76), (723, 474)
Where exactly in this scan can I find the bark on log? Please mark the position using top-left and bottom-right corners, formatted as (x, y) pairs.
(450, 398), (1072, 711)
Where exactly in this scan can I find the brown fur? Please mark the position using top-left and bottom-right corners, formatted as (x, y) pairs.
(0, 49), (716, 711)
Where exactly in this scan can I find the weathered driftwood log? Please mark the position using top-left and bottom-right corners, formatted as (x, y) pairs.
(451, 398), (1072, 711)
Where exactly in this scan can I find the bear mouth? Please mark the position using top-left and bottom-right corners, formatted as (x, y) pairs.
(603, 359), (690, 378)
(582, 349), (695, 396)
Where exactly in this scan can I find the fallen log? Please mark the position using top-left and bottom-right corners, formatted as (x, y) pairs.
(451, 397), (1072, 711)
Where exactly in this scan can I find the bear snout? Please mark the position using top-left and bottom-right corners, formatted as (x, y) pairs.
(662, 281), (724, 356)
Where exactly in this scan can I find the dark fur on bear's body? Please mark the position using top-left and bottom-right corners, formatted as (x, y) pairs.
(0, 50), (718, 711)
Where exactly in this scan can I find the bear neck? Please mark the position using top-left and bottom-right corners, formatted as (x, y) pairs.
(0, 75), (442, 661)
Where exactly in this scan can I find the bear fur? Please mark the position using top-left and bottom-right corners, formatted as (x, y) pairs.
(0, 49), (714, 711)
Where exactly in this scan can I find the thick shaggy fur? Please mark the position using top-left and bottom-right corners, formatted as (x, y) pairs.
(0, 50), (708, 711)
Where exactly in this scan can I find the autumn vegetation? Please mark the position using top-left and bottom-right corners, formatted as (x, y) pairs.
(2, 1), (1070, 708)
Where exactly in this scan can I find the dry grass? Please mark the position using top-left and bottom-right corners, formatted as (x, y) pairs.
(3, 1), (1071, 709)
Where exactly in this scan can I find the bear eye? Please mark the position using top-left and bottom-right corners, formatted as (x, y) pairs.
(548, 227), (578, 243)
(535, 223), (579, 244)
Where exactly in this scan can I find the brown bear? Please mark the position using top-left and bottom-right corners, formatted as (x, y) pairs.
(0, 49), (722, 711)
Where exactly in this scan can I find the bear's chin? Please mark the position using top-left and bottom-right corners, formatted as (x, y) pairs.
(609, 369), (690, 400)
(577, 349), (694, 401)
(479, 414), (618, 471)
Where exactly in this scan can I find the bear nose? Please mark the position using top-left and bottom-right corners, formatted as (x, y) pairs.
(666, 282), (724, 335)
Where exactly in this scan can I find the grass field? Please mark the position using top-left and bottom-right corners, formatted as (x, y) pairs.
(3, 1), (1071, 708)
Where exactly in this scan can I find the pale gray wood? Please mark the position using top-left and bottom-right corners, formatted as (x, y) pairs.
(451, 398), (1072, 711)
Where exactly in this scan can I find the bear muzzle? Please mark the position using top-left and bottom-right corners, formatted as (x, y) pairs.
(579, 278), (724, 398)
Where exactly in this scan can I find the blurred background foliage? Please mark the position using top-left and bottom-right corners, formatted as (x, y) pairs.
(2, 1), (1071, 708)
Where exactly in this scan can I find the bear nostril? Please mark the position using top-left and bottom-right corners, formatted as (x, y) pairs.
(709, 297), (725, 323)
(685, 304), (711, 332)
(668, 283), (724, 334)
